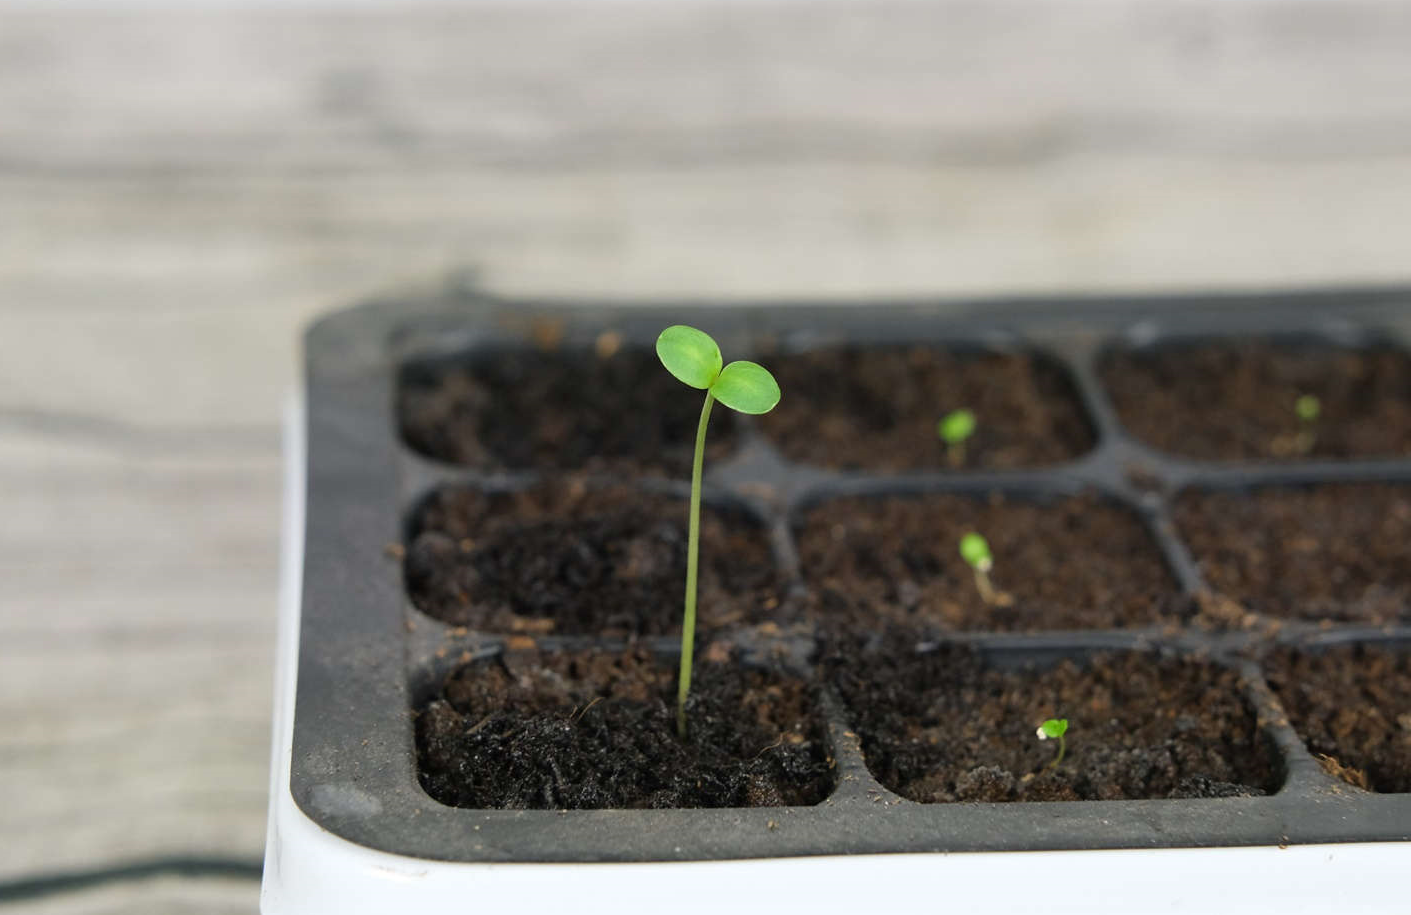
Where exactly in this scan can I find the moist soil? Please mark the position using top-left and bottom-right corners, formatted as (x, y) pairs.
(756, 347), (1094, 472)
(1100, 343), (1411, 461)
(398, 347), (737, 475)
(406, 482), (781, 635)
(1175, 484), (1411, 624)
(416, 647), (834, 809)
(827, 641), (1279, 802)
(795, 491), (1182, 632)
(1266, 646), (1411, 793)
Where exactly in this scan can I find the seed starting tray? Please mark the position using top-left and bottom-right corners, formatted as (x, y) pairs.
(296, 287), (1411, 862)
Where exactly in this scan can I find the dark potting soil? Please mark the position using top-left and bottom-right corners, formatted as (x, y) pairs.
(406, 482), (781, 635)
(828, 642), (1279, 802)
(416, 647), (834, 808)
(1175, 485), (1411, 624)
(795, 491), (1181, 632)
(755, 347), (1094, 472)
(398, 347), (738, 475)
(1266, 646), (1411, 793)
(1100, 342), (1411, 461)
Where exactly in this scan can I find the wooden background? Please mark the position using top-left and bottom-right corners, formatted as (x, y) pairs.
(3, 2), (1410, 910)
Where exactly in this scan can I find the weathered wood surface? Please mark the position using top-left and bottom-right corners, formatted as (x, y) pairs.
(14, 877), (256, 915)
(2, 2), (1411, 909)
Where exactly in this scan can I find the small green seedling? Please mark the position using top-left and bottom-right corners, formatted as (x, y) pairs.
(959, 531), (1010, 606)
(1294, 393), (1320, 455)
(937, 409), (976, 467)
(657, 325), (781, 738)
(1037, 718), (1068, 770)
(959, 531), (992, 571)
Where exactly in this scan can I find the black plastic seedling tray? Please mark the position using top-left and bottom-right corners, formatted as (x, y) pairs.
(295, 287), (1411, 863)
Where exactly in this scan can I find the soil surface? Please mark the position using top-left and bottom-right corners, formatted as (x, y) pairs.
(1175, 485), (1411, 624)
(398, 347), (737, 475)
(827, 641), (1279, 802)
(795, 491), (1181, 632)
(1100, 343), (1411, 461)
(416, 647), (833, 808)
(406, 482), (781, 635)
(1267, 646), (1411, 793)
(756, 347), (1094, 471)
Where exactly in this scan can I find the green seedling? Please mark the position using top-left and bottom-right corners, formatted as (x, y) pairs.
(657, 325), (781, 738)
(959, 531), (1010, 606)
(1294, 394), (1320, 455)
(1037, 718), (1069, 770)
(937, 409), (976, 467)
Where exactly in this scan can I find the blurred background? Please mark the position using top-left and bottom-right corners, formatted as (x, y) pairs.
(3, 0), (1411, 911)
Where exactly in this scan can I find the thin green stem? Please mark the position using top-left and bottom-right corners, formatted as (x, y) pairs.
(677, 390), (715, 739)
(1048, 733), (1066, 770)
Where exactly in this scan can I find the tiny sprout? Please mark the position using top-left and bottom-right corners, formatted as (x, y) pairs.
(959, 532), (1010, 606)
(657, 325), (781, 738)
(1293, 393), (1320, 455)
(959, 531), (992, 572)
(937, 409), (976, 467)
(1036, 717), (1069, 770)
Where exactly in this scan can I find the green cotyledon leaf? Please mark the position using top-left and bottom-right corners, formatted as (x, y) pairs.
(656, 325), (723, 390)
(710, 360), (781, 415)
(959, 531), (992, 569)
(938, 408), (976, 444)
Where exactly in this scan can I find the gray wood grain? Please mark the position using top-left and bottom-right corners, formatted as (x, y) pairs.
(0, 441), (277, 880)
(14, 877), (256, 915)
(2, 0), (1410, 900)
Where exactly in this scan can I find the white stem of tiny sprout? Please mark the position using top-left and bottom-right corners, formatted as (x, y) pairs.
(972, 559), (998, 605)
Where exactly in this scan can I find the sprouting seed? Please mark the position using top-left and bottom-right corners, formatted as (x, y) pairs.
(937, 409), (976, 467)
(959, 531), (1008, 606)
(1293, 394), (1320, 455)
(657, 325), (781, 739)
(1037, 717), (1069, 770)
(959, 531), (992, 572)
